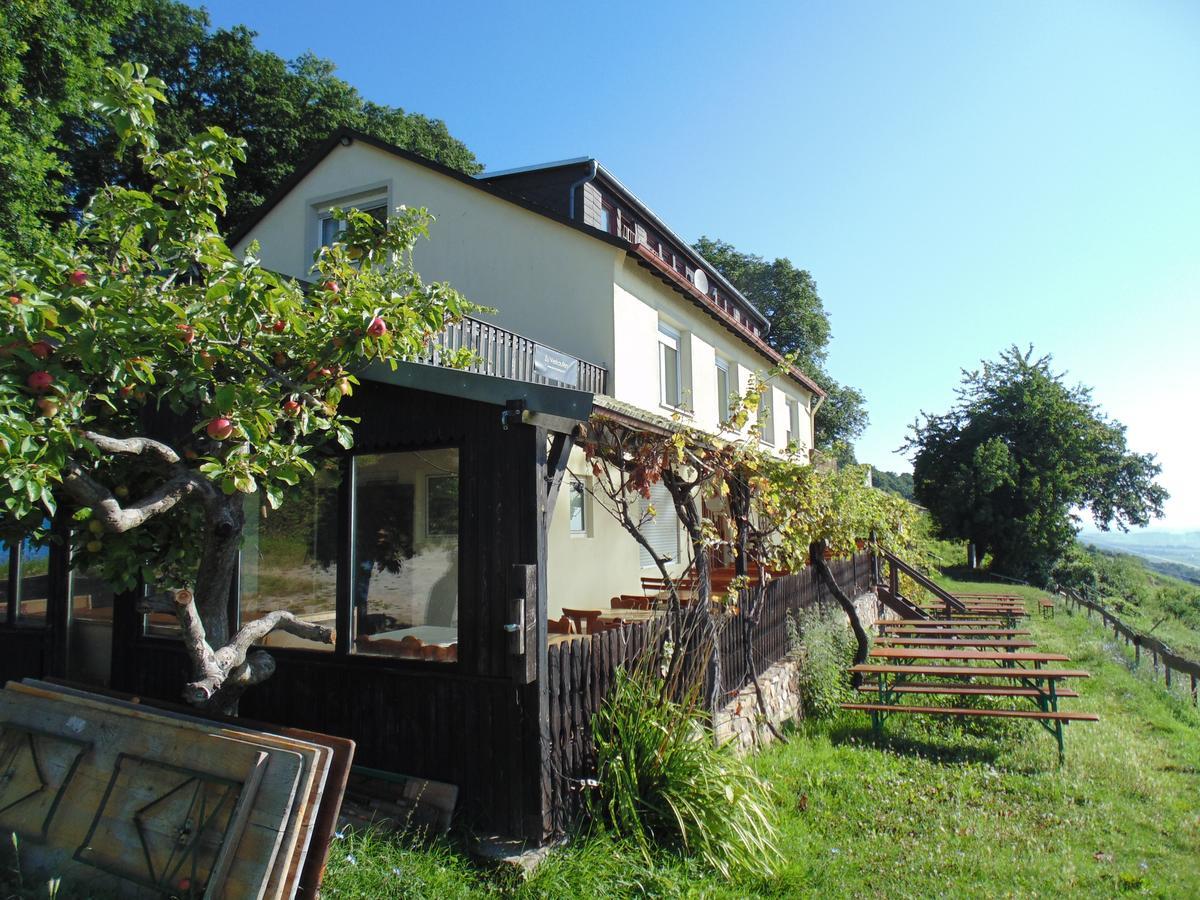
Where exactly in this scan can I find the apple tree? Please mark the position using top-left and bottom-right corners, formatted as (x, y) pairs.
(0, 64), (476, 711)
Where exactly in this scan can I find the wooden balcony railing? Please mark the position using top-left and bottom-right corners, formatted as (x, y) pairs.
(414, 316), (607, 394)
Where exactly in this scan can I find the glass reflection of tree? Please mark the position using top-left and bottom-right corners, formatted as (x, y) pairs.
(351, 483), (415, 635)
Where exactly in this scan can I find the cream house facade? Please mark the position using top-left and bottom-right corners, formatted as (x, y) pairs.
(231, 131), (825, 616)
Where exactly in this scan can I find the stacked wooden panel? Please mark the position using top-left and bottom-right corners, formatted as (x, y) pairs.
(0, 679), (354, 899)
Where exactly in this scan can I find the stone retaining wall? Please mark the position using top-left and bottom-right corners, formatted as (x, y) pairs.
(714, 589), (881, 753)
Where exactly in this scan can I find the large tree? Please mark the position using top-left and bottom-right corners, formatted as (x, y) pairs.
(0, 0), (134, 254)
(692, 237), (867, 459)
(904, 346), (1167, 581)
(0, 65), (475, 712)
(46, 0), (481, 230)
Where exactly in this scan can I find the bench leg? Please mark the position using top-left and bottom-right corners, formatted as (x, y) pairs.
(1055, 719), (1064, 765)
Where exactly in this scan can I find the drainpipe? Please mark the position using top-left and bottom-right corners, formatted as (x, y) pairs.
(567, 160), (598, 222)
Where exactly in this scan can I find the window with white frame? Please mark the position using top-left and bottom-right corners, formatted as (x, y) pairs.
(758, 387), (775, 445)
(318, 198), (387, 248)
(568, 476), (588, 535)
(787, 397), (802, 447)
(658, 323), (682, 409)
(639, 481), (679, 568)
(715, 358), (731, 424)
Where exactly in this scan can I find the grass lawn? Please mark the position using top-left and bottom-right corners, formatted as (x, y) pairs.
(322, 581), (1200, 898)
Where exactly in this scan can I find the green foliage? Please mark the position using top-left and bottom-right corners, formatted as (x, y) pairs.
(868, 467), (914, 501)
(60, 0), (483, 230)
(906, 346), (1167, 582)
(591, 668), (780, 879)
(0, 63), (476, 591)
(789, 605), (856, 720)
(0, 0), (134, 255)
(692, 236), (868, 454)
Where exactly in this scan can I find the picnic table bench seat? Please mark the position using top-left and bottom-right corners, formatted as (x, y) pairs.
(855, 683), (1080, 699)
(869, 648), (1071, 663)
(877, 626), (1031, 637)
(873, 637), (1038, 649)
(849, 664), (1090, 679)
(841, 703), (1098, 723)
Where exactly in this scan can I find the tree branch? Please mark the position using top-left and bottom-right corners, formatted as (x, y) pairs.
(63, 461), (206, 532)
(79, 431), (182, 465)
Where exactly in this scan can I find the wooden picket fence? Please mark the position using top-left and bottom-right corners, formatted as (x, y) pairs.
(545, 550), (876, 833)
(1060, 588), (1200, 704)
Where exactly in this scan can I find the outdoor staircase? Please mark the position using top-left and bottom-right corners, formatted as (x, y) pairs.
(879, 550), (970, 615)
(876, 583), (930, 620)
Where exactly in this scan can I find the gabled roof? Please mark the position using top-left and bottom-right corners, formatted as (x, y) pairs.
(226, 129), (823, 398)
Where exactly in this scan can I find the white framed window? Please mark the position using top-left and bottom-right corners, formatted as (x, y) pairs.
(658, 323), (682, 409)
(568, 476), (589, 536)
(639, 481), (679, 568)
(758, 387), (775, 445)
(715, 358), (731, 423)
(787, 398), (802, 447)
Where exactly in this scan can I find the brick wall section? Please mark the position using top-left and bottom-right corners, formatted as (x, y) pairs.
(713, 589), (885, 753)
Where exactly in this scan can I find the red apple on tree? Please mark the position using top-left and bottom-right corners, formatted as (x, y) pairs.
(282, 399), (301, 416)
(177, 324), (196, 344)
(206, 417), (234, 441)
(366, 316), (387, 337)
(68, 270), (88, 287)
(36, 396), (60, 417)
(322, 280), (339, 293)
(30, 340), (53, 360)
(8, 294), (20, 305)
(26, 371), (53, 393)
(272, 320), (286, 334)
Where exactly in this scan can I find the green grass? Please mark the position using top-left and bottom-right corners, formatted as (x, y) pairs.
(323, 582), (1200, 898)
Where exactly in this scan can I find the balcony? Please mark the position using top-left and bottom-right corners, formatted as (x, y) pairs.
(415, 316), (607, 395)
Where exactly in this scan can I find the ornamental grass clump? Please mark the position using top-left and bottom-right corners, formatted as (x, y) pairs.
(591, 668), (780, 879)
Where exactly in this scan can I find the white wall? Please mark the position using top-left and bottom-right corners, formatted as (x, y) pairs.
(611, 260), (815, 452)
(235, 140), (621, 379)
(545, 446), (689, 618)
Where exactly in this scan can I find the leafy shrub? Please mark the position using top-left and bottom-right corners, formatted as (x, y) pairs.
(790, 605), (857, 719)
(591, 669), (780, 879)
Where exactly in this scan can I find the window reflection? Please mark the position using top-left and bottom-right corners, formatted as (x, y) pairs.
(240, 458), (341, 650)
(353, 449), (459, 661)
(70, 563), (117, 685)
(18, 536), (50, 626)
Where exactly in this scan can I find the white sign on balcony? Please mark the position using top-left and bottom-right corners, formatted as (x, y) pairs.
(533, 345), (580, 388)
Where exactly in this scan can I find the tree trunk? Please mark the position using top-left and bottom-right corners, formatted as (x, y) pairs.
(811, 541), (870, 688)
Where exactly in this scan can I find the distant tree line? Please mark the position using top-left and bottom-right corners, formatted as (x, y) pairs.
(869, 468), (914, 501)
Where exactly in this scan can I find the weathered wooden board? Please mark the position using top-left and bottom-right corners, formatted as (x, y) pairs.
(38, 677), (355, 900)
(0, 684), (304, 899)
(21, 679), (331, 900)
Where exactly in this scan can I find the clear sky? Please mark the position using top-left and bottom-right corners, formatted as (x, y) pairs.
(199, 0), (1200, 528)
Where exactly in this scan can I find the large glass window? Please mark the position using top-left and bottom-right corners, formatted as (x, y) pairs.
(352, 449), (459, 662)
(1, 541), (10, 625)
(659, 324), (682, 408)
(240, 458), (342, 651)
(319, 201), (386, 248)
(568, 477), (588, 536)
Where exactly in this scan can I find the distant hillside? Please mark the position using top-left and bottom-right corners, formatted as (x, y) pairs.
(1081, 530), (1200, 585)
(870, 468), (914, 501)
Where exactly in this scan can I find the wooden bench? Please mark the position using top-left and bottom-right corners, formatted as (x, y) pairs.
(856, 683), (1080, 699)
(1040, 598), (1055, 619)
(850, 664), (1090, 680)
(874, 637), (1038, 650)
(869, 648), (1071, 664)
(878, 626), (1031, 637)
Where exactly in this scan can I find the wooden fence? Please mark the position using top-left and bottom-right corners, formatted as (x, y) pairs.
(545, 550), (876, 833)
(1059, 588), (1200, 705)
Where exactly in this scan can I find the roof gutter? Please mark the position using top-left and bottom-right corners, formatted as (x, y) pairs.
(567, 160), (598, 221)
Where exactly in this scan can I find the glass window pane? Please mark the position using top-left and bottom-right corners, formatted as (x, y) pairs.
(661, 344), (680, 407)
(569, 481), (586, 534)
(70, 563), (117, 685)
(18, 534), (51, 626)
(353, 449), (459, 662)
(320, 215), (342, 247)
(716, 365), (730, 422)
(240, 458), (341, 651)
(1, 541), (10, 624)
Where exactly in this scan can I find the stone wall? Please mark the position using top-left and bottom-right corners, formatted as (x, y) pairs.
(713, 589), (882, 753)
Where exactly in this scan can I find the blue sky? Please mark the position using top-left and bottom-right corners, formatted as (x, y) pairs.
(199, 0), (1200, 529)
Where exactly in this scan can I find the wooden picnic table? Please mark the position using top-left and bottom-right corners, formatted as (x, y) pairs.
(878, 625), (1031, 637)
(878, 619), (1011, 629)
(846, 661), (1094, 760)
